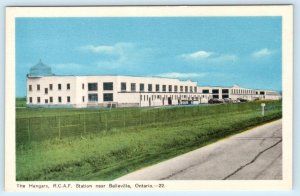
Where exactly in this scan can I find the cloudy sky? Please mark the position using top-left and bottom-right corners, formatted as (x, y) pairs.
(16, 17), (281, 97)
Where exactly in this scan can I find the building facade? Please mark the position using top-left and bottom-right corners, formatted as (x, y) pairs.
(25, 61), (281, 108)
(27, 75), (281, 108)
(26, 75), (202, 108)
(198, 84), (281, 102)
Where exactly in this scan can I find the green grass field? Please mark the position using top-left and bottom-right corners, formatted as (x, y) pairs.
(16, 100), (282, 181)
(16, 97), (26, 108)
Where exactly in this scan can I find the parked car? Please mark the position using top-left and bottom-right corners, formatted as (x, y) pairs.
(208, 98), (224, 104)
(223, 98), (233, 103)
(237, 98), (248, 102)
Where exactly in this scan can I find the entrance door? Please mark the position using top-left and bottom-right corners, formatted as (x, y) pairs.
(168, 97), (172, 105)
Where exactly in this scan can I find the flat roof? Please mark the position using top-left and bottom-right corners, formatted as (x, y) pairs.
(27, 74), (197, 83)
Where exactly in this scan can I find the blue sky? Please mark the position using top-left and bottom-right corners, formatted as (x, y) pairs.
(16, 17), (282, 97)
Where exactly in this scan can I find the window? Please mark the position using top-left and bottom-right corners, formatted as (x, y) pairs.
(29, 85), (32, 91)
(67, 96), (71, 103)
(103, 82), (113, 90)
(82, 96), (85, 102)
(222, 89), (229, 94)
(222, 95), (229, 99)
(174, 85), (178, 92)
(49, 84), (53, 90)
(212, 89), (219, 94)
(156, 84), (160, 92)
(121, 82), (126, 91)
(194, 87), (197, 93)
(88, 94), (98, 102)
(82, 84), (84, 90)
(190, 86), (193, 92)
(58, 84), (61, 90)
(37, 84), (40, 91)
(213, 95), (219, 99)
(88, 83), (98, 91)
(45, 99), (48, 104)
(58, 96), (62, 103)
(140, 83), (144, 91)
(29, 97), (32, 103)
(162, 85), (166, 92)
(45, 88), (48, 94)
(180, 86), (183, 92)
(67, 83), (70, 90)
(148, 84), (152, 92)
(260, 91), (265, 95)
(140, 95), (142, 101)
(37, 97), (40, 103)
(50, 97), (53, 103)
(103, 93), (113, 101)
(169, 85), (172, 92)
(185, 86), (188, 93)
(131, 83), (136, 91)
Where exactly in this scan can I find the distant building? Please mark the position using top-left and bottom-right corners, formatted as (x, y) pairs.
(26, 61), (282, 108)
(198, 85), (281, 103)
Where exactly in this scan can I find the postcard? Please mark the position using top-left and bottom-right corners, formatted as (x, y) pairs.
(5, 5), (293, 191)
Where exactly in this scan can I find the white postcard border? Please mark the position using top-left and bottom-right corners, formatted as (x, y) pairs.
(5, 5), (293, 192)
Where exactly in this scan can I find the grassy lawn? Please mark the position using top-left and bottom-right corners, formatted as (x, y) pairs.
(16, 100), (282, 181)
(16, 97), (26, 107)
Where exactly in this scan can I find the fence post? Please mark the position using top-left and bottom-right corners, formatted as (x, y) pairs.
(98, 111), (101, 132)
(27, 118), (30, 143)
(105, 113), (108, 131)
(139, 108), (142, 127)
(84, 111), (86, 135)
(123, 109), (126, 130)
(58, 115), (61, 140)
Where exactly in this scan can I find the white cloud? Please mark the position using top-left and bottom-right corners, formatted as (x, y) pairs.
(78, 42), (134, 55)
(156, 72), (207, 79)
(180, 50), (213, 60)
(252, 48), (275, 58)
(78, 42), (157, 70)
(179, 50), (237, 64)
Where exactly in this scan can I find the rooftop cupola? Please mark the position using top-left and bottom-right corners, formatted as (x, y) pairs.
(28, 59), (54, 77)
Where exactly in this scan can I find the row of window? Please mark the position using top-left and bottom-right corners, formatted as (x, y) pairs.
(87, 82), (113, 91)
(29, 82), (198, 93)
(120, 82), (197, 93)
(88, 93), (113, 102)
(28, 93), (114, 104)
(231, 89), (259, 95)
(202, 89), (263, 95)
(140, 94), (205, 102)
(202, 89), (229, 94)
(29, 83), (71, 92)
(29, 96), (71, 104)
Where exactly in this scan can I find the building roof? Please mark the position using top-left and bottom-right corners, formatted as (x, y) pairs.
(28, 60), (54, 77)
(27, 74), (197, 83)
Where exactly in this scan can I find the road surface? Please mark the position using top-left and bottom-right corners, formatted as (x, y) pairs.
(117, 119), (282, 180)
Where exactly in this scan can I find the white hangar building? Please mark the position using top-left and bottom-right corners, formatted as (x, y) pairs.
(26, 61), (281, 108)
(198, 85), (281, 102)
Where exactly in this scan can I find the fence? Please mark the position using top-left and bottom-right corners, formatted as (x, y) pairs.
(16, 101), (282, 145)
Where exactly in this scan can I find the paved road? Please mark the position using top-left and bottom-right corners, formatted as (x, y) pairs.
(117, 119), (282, 180)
